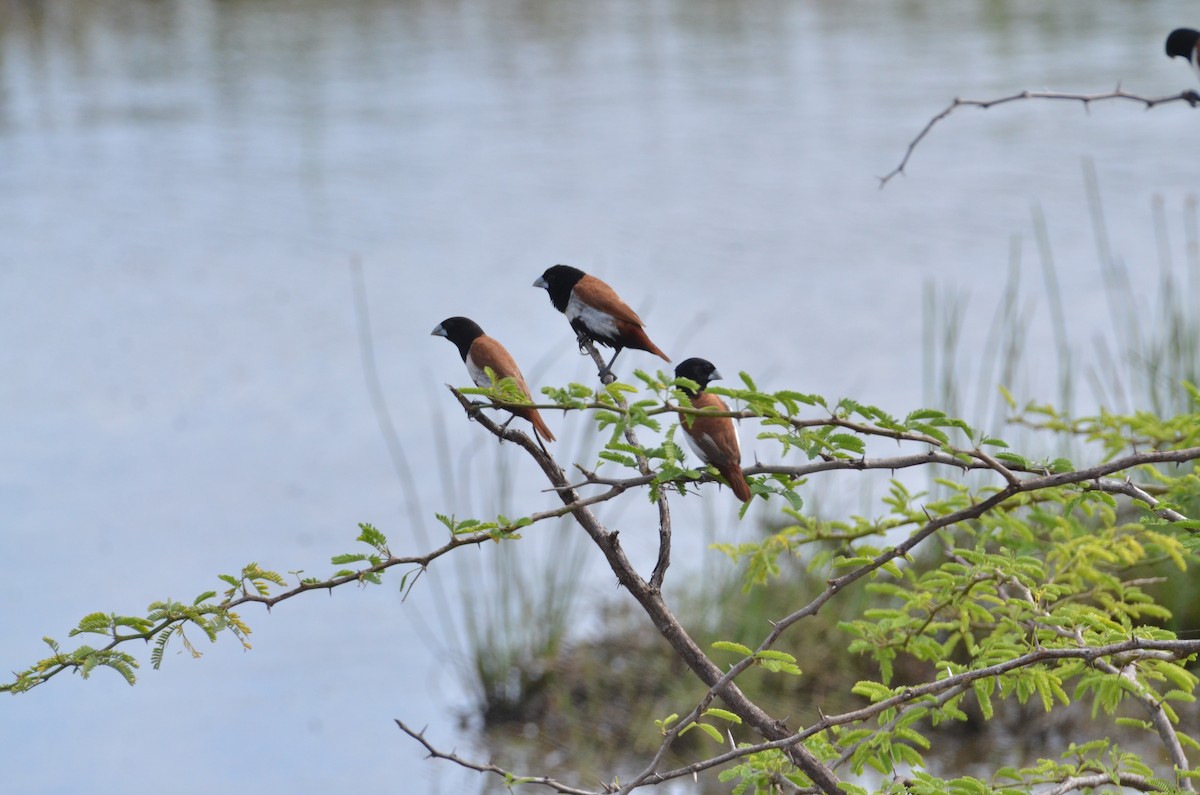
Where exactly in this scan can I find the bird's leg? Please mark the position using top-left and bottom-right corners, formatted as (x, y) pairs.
(596, 348), (622, 385)
(575, 330), (591, 355)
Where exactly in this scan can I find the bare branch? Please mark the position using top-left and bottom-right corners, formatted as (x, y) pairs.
(1043, 772), (1170, 795)
(880, 88), (1200, 187)
(1092, 478), (1191, 522)
(395, 720), (605, 795)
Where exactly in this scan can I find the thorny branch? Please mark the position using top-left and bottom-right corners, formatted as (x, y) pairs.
(422, 378), (1200, 793)
(879, 87), (1200, 187)
(620, 448), (1200, 791)
(623, 637), (1200, 793)
(444, 385), (843, 794)
(396, 720), (601, 795)
(4, 530), (498, 693)
(574, 338), (675, 590)
(398, 634), (1200, 794)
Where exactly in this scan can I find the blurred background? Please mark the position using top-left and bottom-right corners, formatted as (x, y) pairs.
(2, 1), (1198, 792)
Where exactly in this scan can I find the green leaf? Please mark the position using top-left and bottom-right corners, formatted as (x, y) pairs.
(994, 452), (1030, 468)
(828, 433), (866, 454)
(691, 722), (725, 743)
(702, 708), (742, 724)
(712, 641), (754, 657)
(754, 650), (798, 664)
(598, 450), (637, 467)
(357, 522), (388, 550)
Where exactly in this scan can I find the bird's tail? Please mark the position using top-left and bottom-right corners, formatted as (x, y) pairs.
(628, 325), (671, 363)
(523, 408), (557, 443)
(718, 463), (752, 503)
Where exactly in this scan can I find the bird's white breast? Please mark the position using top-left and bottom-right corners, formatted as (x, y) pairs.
(566, 292), (620, 338)
(465, 354), (492, 388)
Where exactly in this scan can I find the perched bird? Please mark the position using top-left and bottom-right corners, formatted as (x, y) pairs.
(674, 357), (752, 504)
(533, 264), (670, 379)
(432, 317), (556, 443)
(1166, 28), (1200, 79)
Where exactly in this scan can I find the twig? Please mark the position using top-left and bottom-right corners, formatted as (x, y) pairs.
(4, 530), (498, 692)
(575, 336), (675, 590)
(880, 88), (1200, 187)
(1043, 772), (1169, 795)
(395, 720), (604, 795)
(1092, 478), (1191, 522)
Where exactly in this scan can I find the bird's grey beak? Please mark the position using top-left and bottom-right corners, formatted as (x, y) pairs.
(431, 324), (447, 337)
(710, 369), (723, 381)
(533, 276), (548, 289)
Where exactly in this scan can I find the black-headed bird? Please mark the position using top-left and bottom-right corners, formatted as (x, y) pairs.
(674, 357), (751, 503)
(534, 264), (670, 379)
(1166, 28), (1200, 81)
(432, 316), (555, 443)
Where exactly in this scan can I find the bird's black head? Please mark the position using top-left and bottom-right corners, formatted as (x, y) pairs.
(1166, 28), (1200, 59)
(533, 264), (586, 313)
(432, 316), (485, 361)
(674, 357), (722, 397)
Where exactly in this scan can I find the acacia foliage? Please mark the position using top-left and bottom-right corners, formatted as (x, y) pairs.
(6, 371), (1200, 795)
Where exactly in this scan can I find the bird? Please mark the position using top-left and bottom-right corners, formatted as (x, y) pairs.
(673, 357), (752, 503)
(1165, 28), (1200, 80)
(432, 316), (556, 443)
(533, 264), (670, 380)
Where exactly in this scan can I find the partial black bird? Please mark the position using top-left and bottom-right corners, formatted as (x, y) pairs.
(1166, 28), (1200, 80)
(432, 317), (555, 443)
(674, 357), (752, 504)
(533, 264), (670, 379)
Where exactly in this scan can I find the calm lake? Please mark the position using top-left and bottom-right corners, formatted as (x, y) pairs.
(2, 1), (1196, 792)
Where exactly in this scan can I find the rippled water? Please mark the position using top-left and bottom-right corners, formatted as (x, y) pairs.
(2, 2), (1197, 792)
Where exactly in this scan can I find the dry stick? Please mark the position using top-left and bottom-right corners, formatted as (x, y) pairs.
(444, 386), (843, 795)
(879, 88), (1200, 188)
(396, 720), (600, 795)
